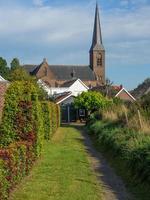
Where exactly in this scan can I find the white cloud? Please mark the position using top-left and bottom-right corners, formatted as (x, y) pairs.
(102, 7), (150, 43)
(0, 2), (149, 73)
(33, 0), (45, 6)
(0, 5), (92, 45)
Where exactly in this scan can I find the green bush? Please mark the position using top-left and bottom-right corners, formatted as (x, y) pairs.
(0, 81), (38, 147)
(41, 102), (51, 140)
(41, 102), (60, 140)
(0, 81), (45, 156)
(0, 141), (35, 199)
(89, 121), (150, 184)
(50, 102), (60, 135)
(0, 81), (60, 199)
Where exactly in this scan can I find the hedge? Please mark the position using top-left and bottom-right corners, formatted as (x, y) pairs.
(41, 102), (51, 140)
(0, 141), (35, 199)
(42, 102), (60, 140)
(0, 81), (40, 147)
(0, 81), (60, 199)
(89, 121), (150, 184)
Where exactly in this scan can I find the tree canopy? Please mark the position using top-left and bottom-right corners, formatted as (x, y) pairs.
(9, 67), (33, 81)
(0, 57), (10, 79)
(74, 91), (111, 114)
(10, 58), (20, 71)
(140, 92), (150, 111)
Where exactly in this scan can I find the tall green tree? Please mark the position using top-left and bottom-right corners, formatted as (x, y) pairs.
(9, 67), (32, 81)
(0, 57), (10, 79)
(74, 91), (111, 115)
(10, 58), (20, 71)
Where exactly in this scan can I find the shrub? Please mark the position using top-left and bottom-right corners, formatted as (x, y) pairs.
(50, 102), (60, 135)
(41, 102), (60, 139)
(0, 81), (38, 147)
(89, 121), (150, 184)
(0, 81), (60, 199)
(41, 101), (51, 140)
(0, 81), (45, 157)
(0, 141), (35, 199)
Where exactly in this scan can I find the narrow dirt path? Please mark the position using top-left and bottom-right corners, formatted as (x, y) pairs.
(79, 125), (133, 200)
(10, 126), (103, 200)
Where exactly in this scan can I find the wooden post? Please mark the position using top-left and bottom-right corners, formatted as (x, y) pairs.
(137, 109), (142, 129)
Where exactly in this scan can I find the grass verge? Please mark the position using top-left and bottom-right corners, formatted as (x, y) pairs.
(87, 121), (150, 200)
(10, 126), (102, 200)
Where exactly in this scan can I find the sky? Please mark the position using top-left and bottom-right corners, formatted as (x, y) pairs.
(0, 0), (150, 89)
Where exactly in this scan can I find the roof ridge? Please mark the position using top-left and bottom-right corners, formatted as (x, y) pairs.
(48, 64), (89, 67)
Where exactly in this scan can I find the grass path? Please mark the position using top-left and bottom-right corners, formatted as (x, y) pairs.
(10, 126), (102, 200)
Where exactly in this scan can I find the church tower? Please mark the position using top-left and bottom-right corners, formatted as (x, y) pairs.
(90, 3), (105, 84)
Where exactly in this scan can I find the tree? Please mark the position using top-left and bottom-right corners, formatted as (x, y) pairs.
(0, 57), (10, 79)
(9, 67), (33, 81)
(74, 91), (111, 115)
(140, 92), (150, 113)
(10, 58), (20, 71)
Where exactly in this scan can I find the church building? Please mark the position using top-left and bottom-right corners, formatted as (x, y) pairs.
(23, 3), (105, 88)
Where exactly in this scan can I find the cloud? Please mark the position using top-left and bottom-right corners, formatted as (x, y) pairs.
(0, 0), (149, 89)
(33, 0), (45, 6)
(0, 5), (92, 45)
(103, 6), (150, 40)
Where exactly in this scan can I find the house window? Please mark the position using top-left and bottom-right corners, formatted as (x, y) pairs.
(79, 109), (85, 117)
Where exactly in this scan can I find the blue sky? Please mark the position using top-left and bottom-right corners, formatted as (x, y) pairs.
(0, 0), (150, 89)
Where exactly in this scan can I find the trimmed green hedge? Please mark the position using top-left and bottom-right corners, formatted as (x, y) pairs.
(89, 121), (150, 184)
(41, 102), (51, 140)
(0, 81), (60, 199)
(0, 141), (35, 199)
(41, 102), (60, 140)
(0, 81), (40, 147)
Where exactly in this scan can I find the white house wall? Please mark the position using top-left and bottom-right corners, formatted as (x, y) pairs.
(50, 87), (68, 95)
(38, 79), (88, 97)
(68, 80), (88, 96)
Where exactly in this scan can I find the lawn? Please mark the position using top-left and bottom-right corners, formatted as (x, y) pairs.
(10, 125), (102, 200)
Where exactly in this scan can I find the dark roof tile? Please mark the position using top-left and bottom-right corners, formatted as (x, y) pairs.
(48, 65), (96, 81)
(23, 64), (96, 81)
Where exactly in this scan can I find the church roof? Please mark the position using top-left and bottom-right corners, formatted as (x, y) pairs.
(48, 65), (96, 81)
(23, 64), (96, 81)
(23, 65), (37, 73)
(90, 3), (104, 51)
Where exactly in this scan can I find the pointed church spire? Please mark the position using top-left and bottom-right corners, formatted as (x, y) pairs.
(90, 3), (104, 51)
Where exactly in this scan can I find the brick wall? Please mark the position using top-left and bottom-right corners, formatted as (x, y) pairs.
(0, 82), (9, 120)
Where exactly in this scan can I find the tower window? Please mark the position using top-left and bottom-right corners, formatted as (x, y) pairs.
(97, 58), (102, 66)
(97, 53), (102, 66)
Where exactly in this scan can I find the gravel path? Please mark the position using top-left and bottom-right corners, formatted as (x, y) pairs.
(80, 128), (133, 200)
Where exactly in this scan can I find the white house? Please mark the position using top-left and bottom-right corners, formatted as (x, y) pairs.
(38, 78), (89, 97)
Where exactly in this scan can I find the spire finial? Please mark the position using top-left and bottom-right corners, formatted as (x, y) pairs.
(90, 2), (104, 51)
(43, 58), (47, 63)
